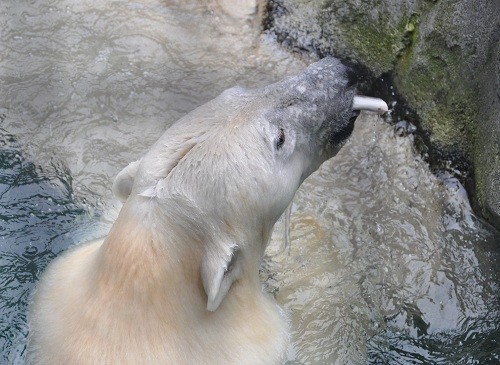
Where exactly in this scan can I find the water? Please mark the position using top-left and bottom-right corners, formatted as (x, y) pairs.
(0, 0), (498, 364)
(264, 116), (499, 364)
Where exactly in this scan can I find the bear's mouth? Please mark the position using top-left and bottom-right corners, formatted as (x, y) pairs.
(327, 96), (387, 148)
(330, 111), (358, 147)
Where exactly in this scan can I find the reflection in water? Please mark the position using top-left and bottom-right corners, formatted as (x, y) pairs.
(0, 0), (498, 364)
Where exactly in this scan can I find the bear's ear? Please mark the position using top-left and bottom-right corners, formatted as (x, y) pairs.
(201, 244), (242, 311)
(112, 160), (141, 202)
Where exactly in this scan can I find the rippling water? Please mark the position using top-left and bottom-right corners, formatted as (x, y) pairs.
(264, 116), (499, 364)
(0, 0), (498, 364)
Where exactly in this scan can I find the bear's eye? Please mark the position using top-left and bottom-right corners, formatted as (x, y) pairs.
(276, 128), (285, 150)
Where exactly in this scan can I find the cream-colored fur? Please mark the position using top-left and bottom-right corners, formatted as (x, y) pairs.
(28, 202), (288, 364)
(27, 89), (293, 364)
(28, 58), (364, 364)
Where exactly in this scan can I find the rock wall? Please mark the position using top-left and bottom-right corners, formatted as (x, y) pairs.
(265, 0), (500, 227)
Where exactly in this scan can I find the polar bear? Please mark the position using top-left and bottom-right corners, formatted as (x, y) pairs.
(27, 57), (387, 365)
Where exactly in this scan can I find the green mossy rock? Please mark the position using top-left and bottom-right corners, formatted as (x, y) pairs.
(268, 0), (500, 226)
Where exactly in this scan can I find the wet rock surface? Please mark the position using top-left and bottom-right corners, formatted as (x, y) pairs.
(265, 0), (500, 227)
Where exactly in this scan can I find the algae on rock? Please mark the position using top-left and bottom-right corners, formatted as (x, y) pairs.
(266, 0), (500, 226)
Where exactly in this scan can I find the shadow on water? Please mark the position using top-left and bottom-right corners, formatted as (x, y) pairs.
(0, 114), (98, 363)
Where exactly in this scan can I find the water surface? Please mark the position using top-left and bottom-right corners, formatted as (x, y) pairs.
(265, 115), (499, 364)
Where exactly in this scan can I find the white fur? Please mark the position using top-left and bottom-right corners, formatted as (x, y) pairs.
(112, 159), (141, 203)
(28, 59), (359, 364)
(27, 88), (296, 365)
(27, 209), (289, 364)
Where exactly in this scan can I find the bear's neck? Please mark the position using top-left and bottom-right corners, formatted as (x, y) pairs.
(93, 200), (267, 314)
(84, 200), (288, 362)
(94, 201), (207, 313)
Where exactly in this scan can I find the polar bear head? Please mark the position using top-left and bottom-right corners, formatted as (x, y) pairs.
(112, 57), (385, 311)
